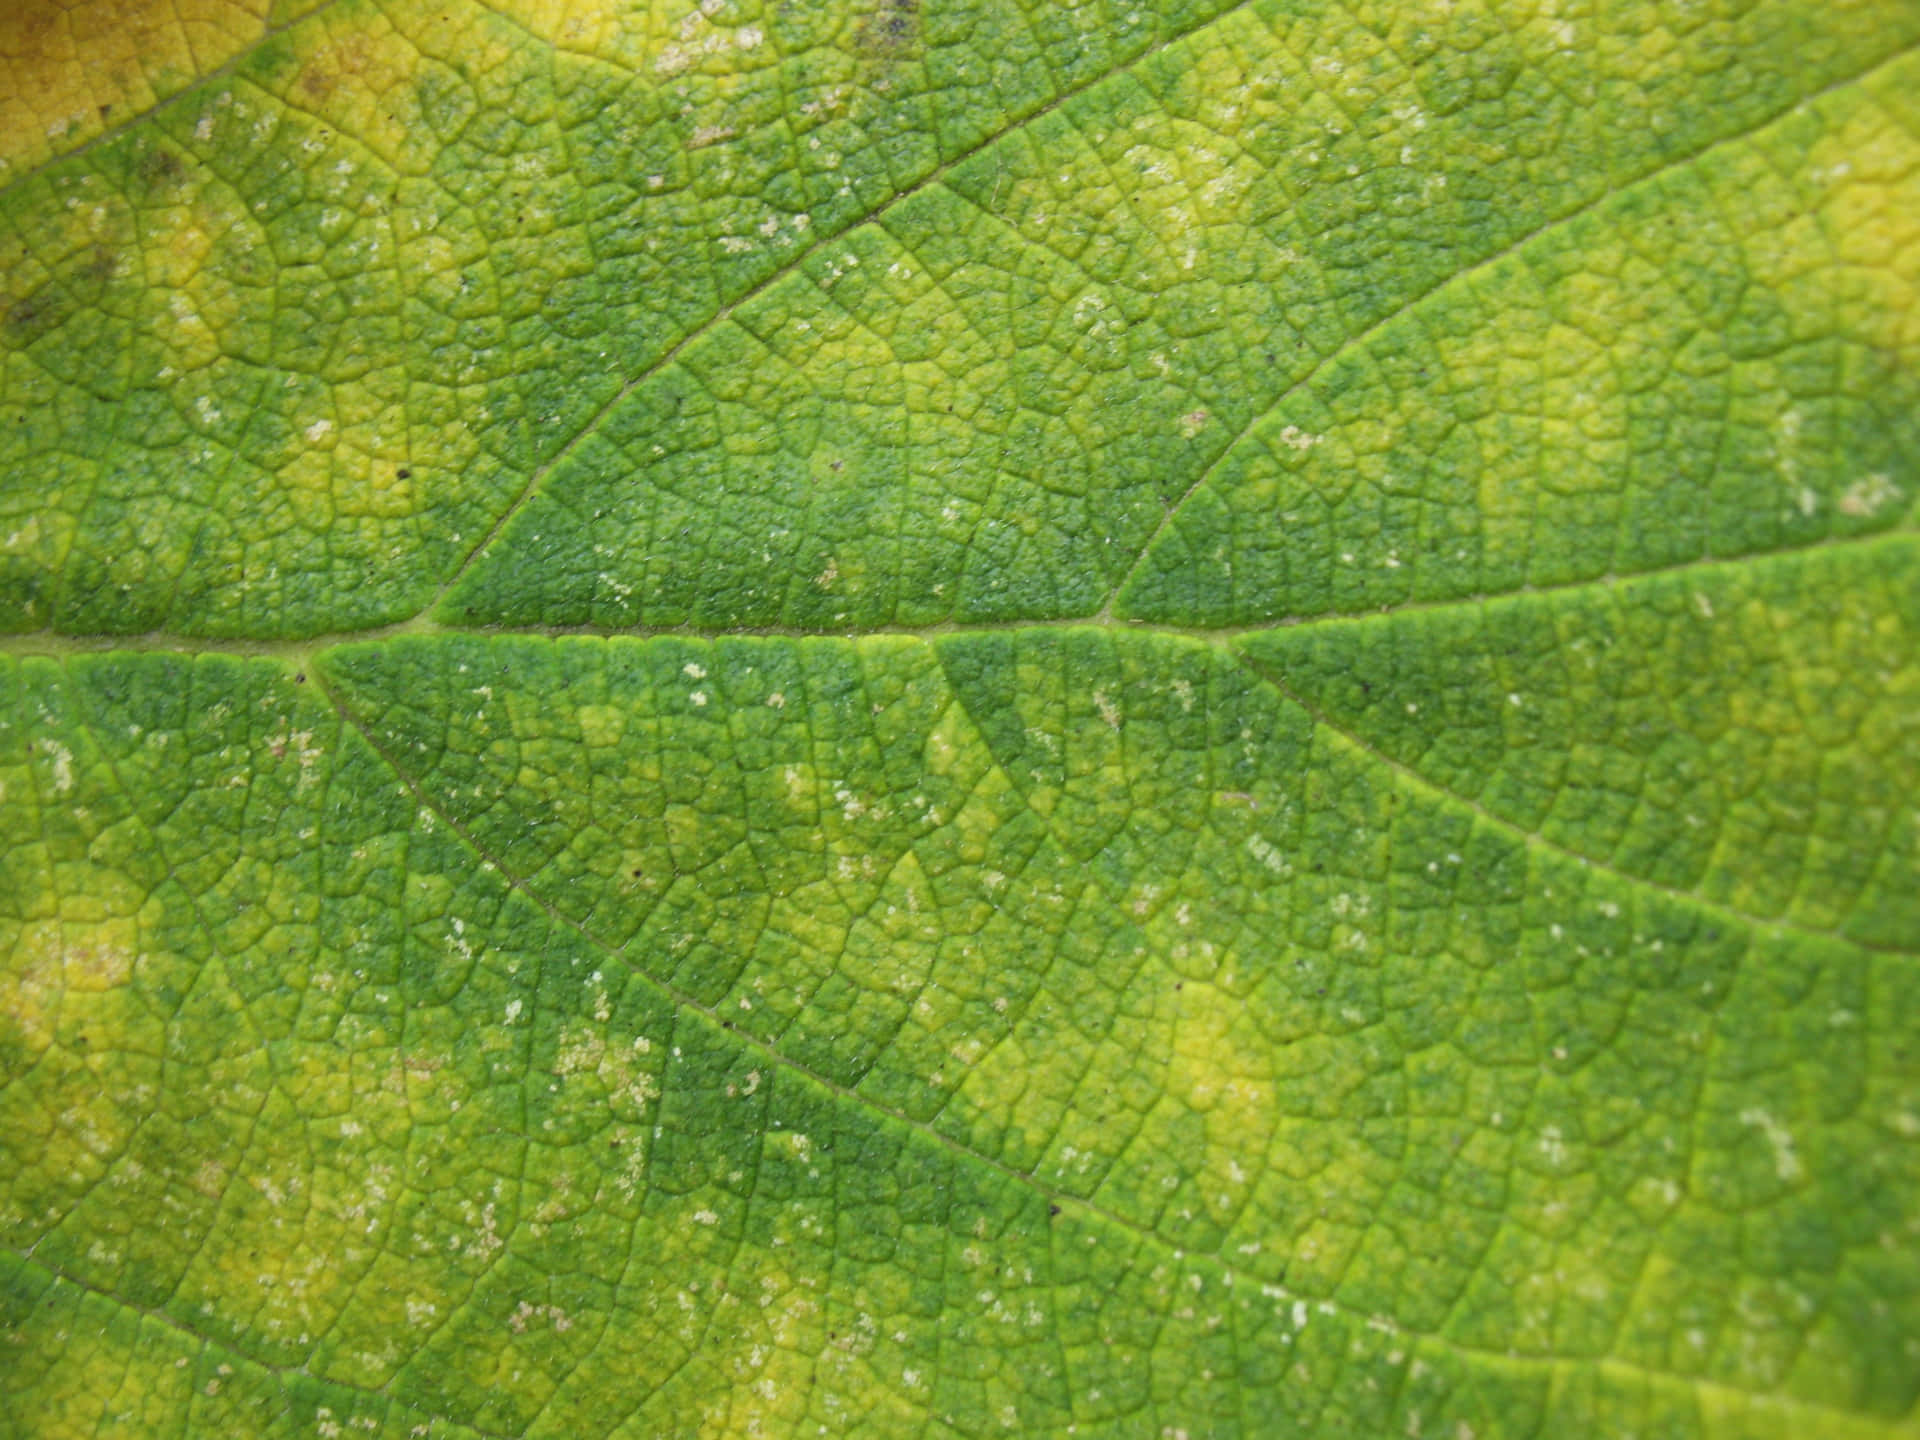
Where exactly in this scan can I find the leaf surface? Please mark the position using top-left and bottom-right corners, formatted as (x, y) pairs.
(2, 1), (1918, 1436)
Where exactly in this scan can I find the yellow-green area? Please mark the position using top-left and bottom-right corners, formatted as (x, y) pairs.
(2, 0), (1244, 636)
(5, 617), (1919, 1437)
(1, 1), (1918, 1437)
(445, 0), (1920, 630)
(1, 0), (310, 180)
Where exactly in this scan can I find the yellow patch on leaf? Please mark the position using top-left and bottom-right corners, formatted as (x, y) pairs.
(0, 0), (277, 178)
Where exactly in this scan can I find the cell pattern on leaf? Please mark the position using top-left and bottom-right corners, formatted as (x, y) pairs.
(1, 0), (1918, 1438)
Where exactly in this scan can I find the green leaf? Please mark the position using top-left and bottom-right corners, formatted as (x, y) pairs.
(2, 1), (1917, 1436)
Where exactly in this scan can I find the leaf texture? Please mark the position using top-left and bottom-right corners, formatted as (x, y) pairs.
(1, 1), (1917, 1436)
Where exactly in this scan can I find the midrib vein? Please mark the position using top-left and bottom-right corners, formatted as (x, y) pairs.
(0, 524), (1908, 660)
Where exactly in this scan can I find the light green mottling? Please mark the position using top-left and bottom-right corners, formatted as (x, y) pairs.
(1, 1), (1917, 1436)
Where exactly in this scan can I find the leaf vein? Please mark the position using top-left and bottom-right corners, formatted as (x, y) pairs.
(1102, 38), (1920, 621)
(312, 647), (1910, 1424)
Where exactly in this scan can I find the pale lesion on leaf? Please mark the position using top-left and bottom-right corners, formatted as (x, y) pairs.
(4, 912), (139, 1052)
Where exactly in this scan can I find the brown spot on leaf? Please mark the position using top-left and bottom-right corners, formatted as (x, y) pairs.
(81, 243), (117, 285)
(5, 287), (61, 341)
(298, 30), (377, 102)
(133, 142), (184, 190)
(854, 0), (920, 61)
